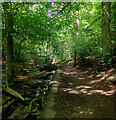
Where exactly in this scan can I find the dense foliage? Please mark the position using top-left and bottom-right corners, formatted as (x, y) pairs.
(1, 2), (116, 120)
(2, 2), (115, 63)
(1, 1), (115, 87)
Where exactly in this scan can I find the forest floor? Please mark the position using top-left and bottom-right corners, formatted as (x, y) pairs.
(40, 61), (116, 119)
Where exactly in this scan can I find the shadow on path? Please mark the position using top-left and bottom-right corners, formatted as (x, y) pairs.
(40, 64), (116, 119)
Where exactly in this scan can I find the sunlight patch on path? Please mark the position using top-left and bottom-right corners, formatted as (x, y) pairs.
(40, 64), (116, 119)
(60, 84), (116, 96)
(58, 69), (77, 75)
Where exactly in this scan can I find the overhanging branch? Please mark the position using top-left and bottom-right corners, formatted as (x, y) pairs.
(43, 2), (71, 24)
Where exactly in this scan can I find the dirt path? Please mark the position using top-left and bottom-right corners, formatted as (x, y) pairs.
(40, 63), (116, 119)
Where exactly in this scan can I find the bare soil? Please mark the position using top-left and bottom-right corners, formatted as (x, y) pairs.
(40, 62), (116, 119)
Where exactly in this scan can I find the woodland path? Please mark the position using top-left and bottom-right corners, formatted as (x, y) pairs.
(40, 63), (116, 119)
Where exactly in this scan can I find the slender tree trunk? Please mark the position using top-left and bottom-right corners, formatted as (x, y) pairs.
(74, 10), (80, 67)
(64, 39), (66, 60)
(77, 11), (80, 36)
(3, 3), (14, 83)
(111, 2), (116, 56)
(102, 2), (111, 56)
(74, 19), (77, 67)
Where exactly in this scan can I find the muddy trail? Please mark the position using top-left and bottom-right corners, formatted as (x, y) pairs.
(40, 63), (116, 119)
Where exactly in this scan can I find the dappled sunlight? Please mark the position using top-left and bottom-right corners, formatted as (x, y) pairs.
(76, 85), (92, 89)
(79, 77), (85, 80)
(50, 81), (60, 88)
(96, 68), (116, 81)
(59, 65), (116, 97)
(17, 76), (29, 80)
(63, 71), (77, 75)
(72, 107), (94, 117)
(88, 70), (116, 85)
(58, 69), (77, 75)
(2, 2), (115, 119)
(79, 110), (93, 115)
(60, 84), (115, 96)
(89, 78), (104, 84)
(89, 89), (116, 96)
(50, 81), (60, 84)
(50, 81), (61, 93)
(85, 56), (95, 59)
(88, 75), (93, 78)
(89, 112), (93, 115)
(109, 85), (115, 89)
(67, 88), (116, 96)
(23, 68), (30, 72)
(80, 111), (83, 114)
(107, 76), (115, 81)
(60, 88), (72, 92)
(68, 90), (80, 94)
(80, 71), (88, 74)
(67, 60), (74, 66)
(80, 89), (88, 94)
(68, 82), (73, 85)
(57, 61), (116, 99)
(96, 72), (106, 77)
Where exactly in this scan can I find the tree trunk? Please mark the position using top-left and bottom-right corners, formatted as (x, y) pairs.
(74, 10), (80, 67)
(64, 39), (66, 60)
(3, 2), (14, 83)
(102, 2), (111, 57)
(73, 19), (77, 67)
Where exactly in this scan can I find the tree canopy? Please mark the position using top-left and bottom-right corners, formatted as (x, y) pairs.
(1, 1), (116, 120)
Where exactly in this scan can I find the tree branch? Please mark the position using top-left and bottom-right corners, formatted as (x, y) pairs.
(43, 2), (71, 24)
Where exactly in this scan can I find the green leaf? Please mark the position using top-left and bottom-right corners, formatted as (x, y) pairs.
(4, 87), (25, 101)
